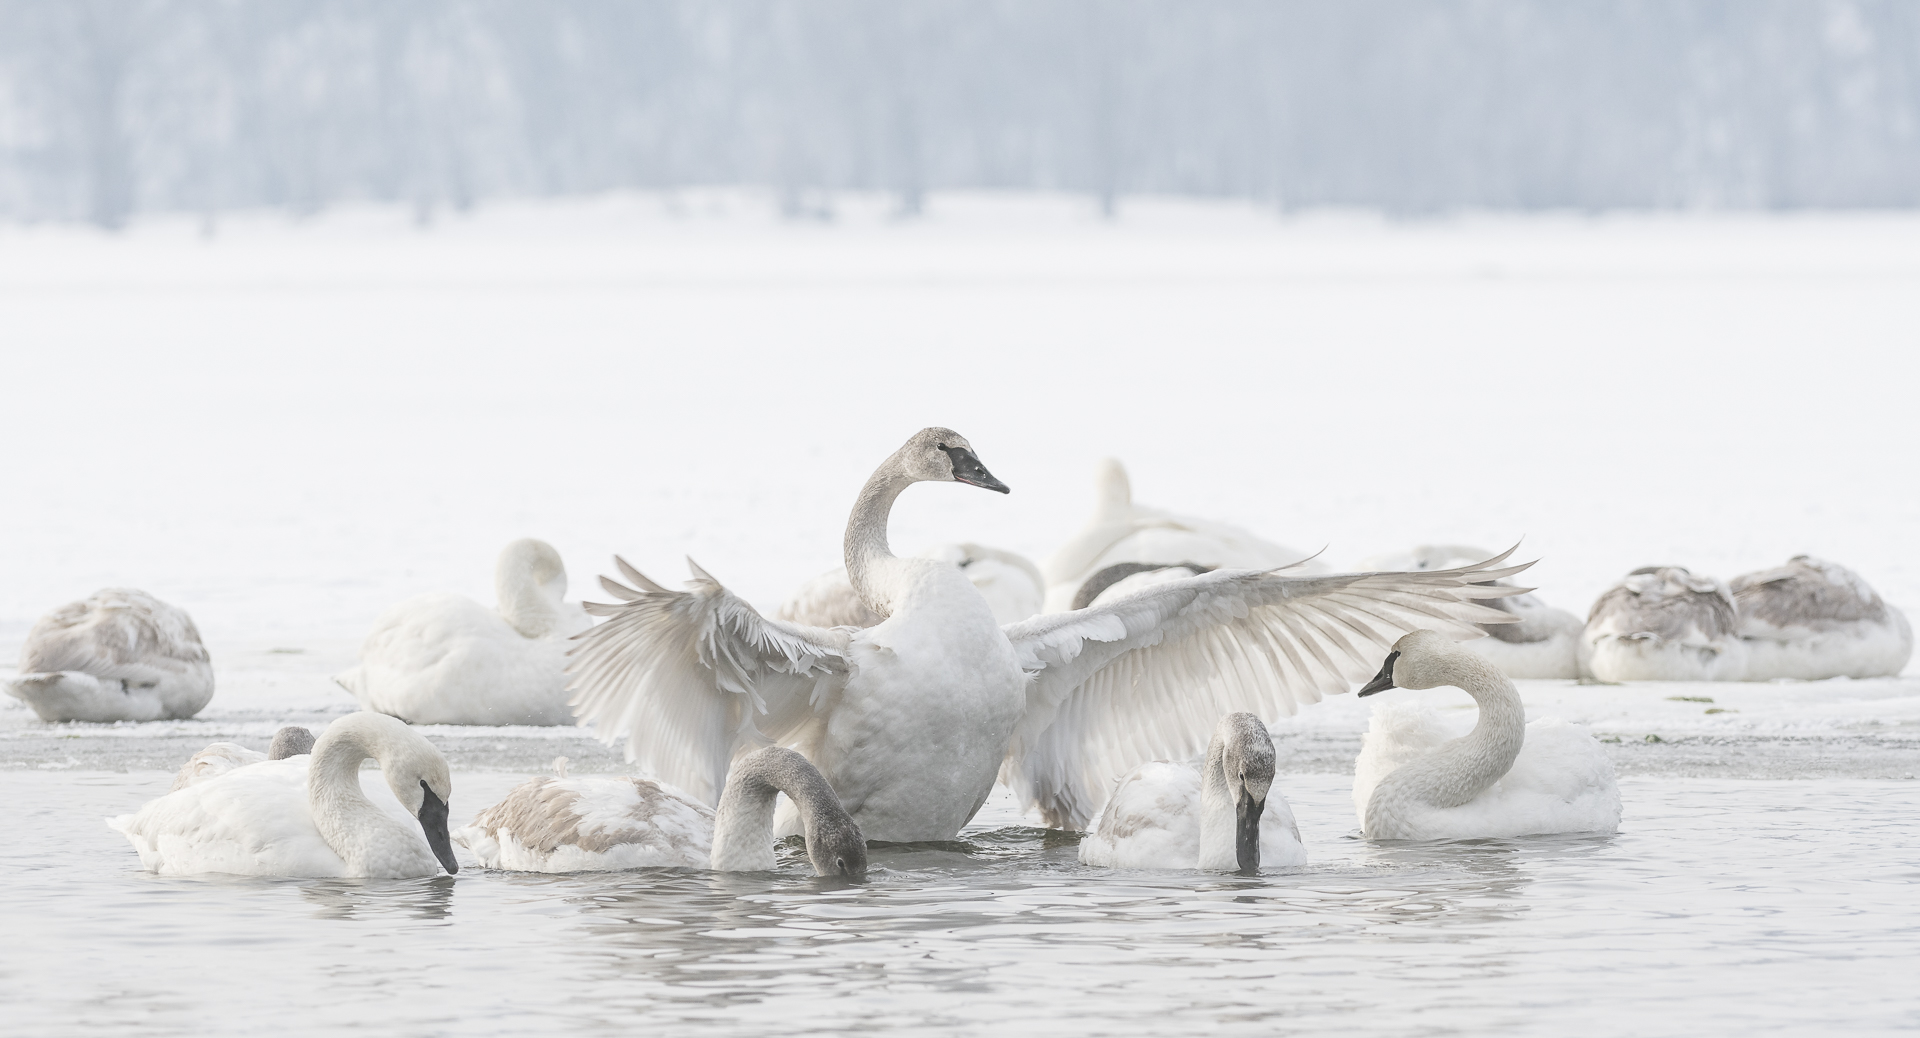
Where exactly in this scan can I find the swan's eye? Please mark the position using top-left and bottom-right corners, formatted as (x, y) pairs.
(937, 443), (949, 451)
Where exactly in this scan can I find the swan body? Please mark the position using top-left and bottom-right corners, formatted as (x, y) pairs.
(5, 589), (214, 722)
(454, 747), (866, 875)
(169, 726), (316, 790)
(1361, 545), (1583, 679)
(777, 543), (1044, 629)
(336, 538), (593, 725)
(1353, 631), (1620, 841)
(1731, 556), (1911, 680)
(1080, 713), (1306, 871)
(109, 712), (459, 878)
(1583, 567), (1746, 682)
(1043, 458), (1324, 613)
(568, 428), (1529, 842)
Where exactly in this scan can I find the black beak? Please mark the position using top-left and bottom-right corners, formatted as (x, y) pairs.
(1358, 651), (1399, 697)
(417, 780), (459, 875)
(1235, 788), (1265, 873)
(941, 445), (1010, 494)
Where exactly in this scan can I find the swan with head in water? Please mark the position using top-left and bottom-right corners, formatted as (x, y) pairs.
(454, 747), (866, 876)
(336, 538), (593, 725)
(1353, 630), (1620, 841)
(1079, 713), (1306, 872)
(567, 428), (1528, 842)
(109, 712), (459, 878)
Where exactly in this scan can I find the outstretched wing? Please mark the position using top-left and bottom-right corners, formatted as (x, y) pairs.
(566, 557), (851, 805)
(1001, 549), (1531, 828)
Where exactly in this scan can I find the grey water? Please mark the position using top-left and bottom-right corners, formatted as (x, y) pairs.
(5, 766), (1918, 1037)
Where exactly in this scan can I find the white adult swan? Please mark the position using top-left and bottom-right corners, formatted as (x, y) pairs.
(1043, 458), (1326, 612)
(1360, 545), (1583, 680)
(109, 712), (459, 878)
(1583, 566), (1746, 682)
(1079, 713), (1306, 871)
(779, 543), (1045, 628)
(336, 538), (593, 725)
(454, 747), (866, 875)
(1353, 631), (1620, 841)
(567, 427), (1526, 842)
(170, 726), (317, 790)
(1730, 556), (1912, 680)
(5, 588), (214, 722)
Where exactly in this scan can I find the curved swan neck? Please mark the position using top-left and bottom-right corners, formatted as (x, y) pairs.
(843, 458), (915, 613)
(710, 749), (851, 871)
(307, 716), (413, 871)
(1375, 652), (1527, 820)
(1197, 734), (1238, 869)
(497, 541), (567, 638)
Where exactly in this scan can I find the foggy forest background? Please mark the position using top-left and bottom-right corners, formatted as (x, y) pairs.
(2, 0), (1918, 227)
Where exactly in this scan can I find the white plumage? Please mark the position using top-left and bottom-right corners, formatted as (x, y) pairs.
(1361, 545), (1584, 680)
(1353, 631), (1620, 841)
(1080, 713), (1306, 871)
(108, 712), (460, 878)
(5, 588), (214, 722)
(1043, 458), (1325, 613)
(1583, 566), (1747, 682)
(777, 542), (1045, 628)
(1730, 556), (1911, 680)
(168, 726), (317, 790)
(567, 428), (1527, 844)
(335, 538), (593, 725)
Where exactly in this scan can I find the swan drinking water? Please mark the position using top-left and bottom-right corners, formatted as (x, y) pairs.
(454, 747), (866, 875)
(1079, 713), (1306, 871)
(1353, 631), (1620, 841)
(567, 428), (1527, 842)
(336, 538), (593, 725)
(6, 588), (214, 722)
(110, 712), (459, 878)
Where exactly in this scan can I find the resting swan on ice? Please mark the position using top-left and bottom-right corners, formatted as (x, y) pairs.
(1353, 631), (1620, 841)
(5, 588), (214, 722)
(1583, 567), (1746, 682)
(109, 712), (460, 878)
(1079, 712), (1306, 871)
(336, 538), (593, 726)
(1043, 458), (1325, 613)
(1360, 545), (1583, 680)
(779, 543), (1044, 627)
(566, 427), (1526, 843)
(454, 747), (866, 876)
(1730, 556), (1911, 680)
(170, 726), (316, 790)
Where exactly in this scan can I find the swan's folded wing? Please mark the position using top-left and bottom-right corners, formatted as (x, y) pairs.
(567, 558), (850, 806)
(1001, 550), (1531, 828)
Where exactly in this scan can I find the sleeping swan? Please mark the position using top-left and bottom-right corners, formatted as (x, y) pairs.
(5, 588), (214, 722)
(1730, 556), (1912, 680)
(336, 538), (593, 725)
(778, 543), (1045, 628)
(1360, 545), (1583, 680)
(453, 747), (866, 875)
(1583, 567), (1745, 682)
(1043, 458), (1325, 612)
(170, 726), (317, 790)
(1353, 631), (1620, 841)
(1080, 713), (1306, 871)
(567, 427), (1526, 842)
(109, 712), (459, 878)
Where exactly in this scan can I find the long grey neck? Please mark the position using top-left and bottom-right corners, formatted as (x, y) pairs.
(1197, 733), (1237, 867)
(1423, 655), (1527, 808)
(843, 458), (914, 615)
(710, 747), (852, 871)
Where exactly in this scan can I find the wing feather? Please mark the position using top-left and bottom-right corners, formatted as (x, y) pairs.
(1002, 549), (1533, 827)
(566, 558), (849, 806)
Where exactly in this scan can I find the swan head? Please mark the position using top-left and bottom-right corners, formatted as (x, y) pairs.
(267, 726), (314, 759)
(898, 427), (1009, 494)
(804, 812), (869, 878)
(1359, 629), (1460, 695)
(497, 538), (571, 637)
(1217, 713), (1275, 872)
(381, 731), (459, 876)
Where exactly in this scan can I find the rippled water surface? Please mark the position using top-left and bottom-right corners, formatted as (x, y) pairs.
(6, 770), (1917, 1037)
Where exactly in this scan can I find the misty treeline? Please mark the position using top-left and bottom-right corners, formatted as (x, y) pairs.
(2, 0), (1917, 226)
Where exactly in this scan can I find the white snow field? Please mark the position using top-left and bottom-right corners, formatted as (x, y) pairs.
(2, 193), (1919, 1036)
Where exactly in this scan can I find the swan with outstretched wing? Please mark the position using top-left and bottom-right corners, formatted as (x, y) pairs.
(568, 428), (1527, 841)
